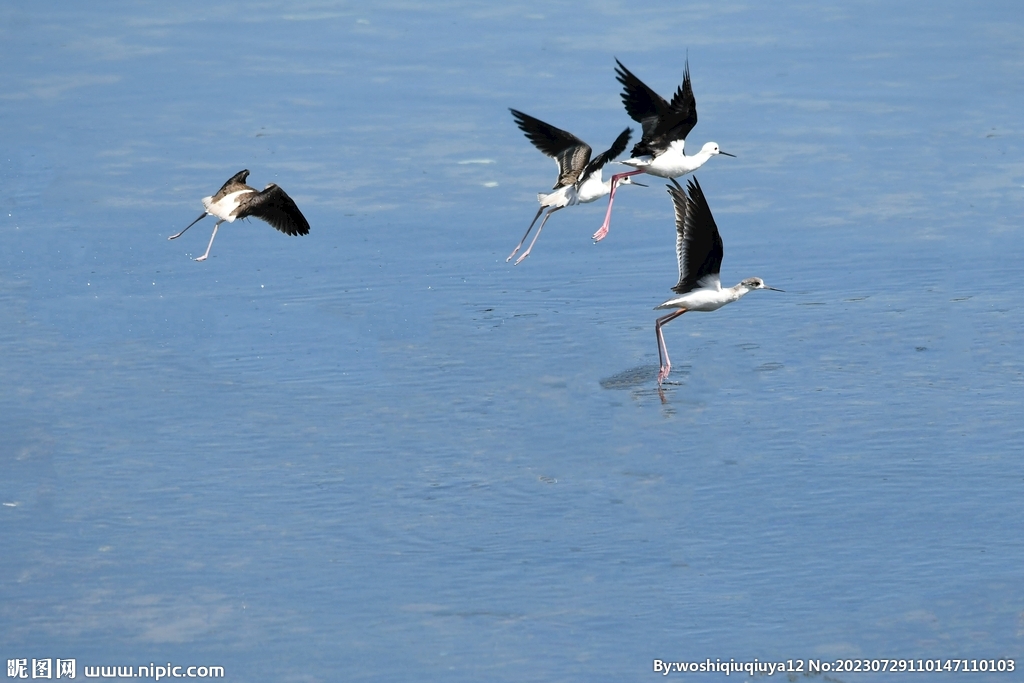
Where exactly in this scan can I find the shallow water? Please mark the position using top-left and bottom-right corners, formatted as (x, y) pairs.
(2, 2), (1023, 681)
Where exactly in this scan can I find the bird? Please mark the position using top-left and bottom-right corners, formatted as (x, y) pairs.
(654, 177), (781, 386)
(593, 58), (734, 243)
(168, 169), (310, 261)
(507, 108), (641, 265)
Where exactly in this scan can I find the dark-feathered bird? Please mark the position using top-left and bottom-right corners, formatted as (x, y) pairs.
(594, 59), (733, 242)
(653, 177), (780, 385)
(168, 170), (309, 261)
(507, 109), (637, 265)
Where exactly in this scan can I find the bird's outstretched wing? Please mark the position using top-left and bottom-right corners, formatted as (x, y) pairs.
(223, 169), (250, 187)
(238, 184), (310, 236)
(615, 59), (670, 139)
(579, 127), (632, 185)
(670, 177), (722, 294)
(510, 108), (592, 189)
(210, 169), (250, 198)
(616, 59), (698, 157)
(667, 60), (697, 137)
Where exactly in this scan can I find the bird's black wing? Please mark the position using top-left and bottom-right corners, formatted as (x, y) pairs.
(665, 59), (698, 142)
(510, 109), (592, 189)
(578, 127), (632, 185)
(210, 169), (251, 200)
(238, 184), (310, 236)
(670, 177), (723, 294)
(617, 59), (699, 157)
(223, 169), (250, 187)
(615, 59), (671, 141)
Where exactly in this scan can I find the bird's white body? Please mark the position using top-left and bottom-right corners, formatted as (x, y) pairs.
(655, 276), (756, 312)
(576, 171), (619, 204)
(537, 184), (576, 209)
(537, 170), (623, 209)
(622, 141), (724, 179)
(202, 189), (253, 223)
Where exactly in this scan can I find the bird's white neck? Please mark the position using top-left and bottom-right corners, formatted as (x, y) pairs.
(682, 145), (714, 164)
(575, 171), (612, 203)
(726, 283), (753, 302)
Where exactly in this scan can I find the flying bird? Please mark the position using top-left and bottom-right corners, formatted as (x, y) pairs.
(168, 170), (310, 261)
(508, 109), (640, 265)
(594, 59), (734, 242)
(654, 177), (780, 386)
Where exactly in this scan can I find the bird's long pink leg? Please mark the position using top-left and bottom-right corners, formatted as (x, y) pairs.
(592, 170), (645, 242)
(507, 206), (545, 262)
(194, 221), (223, 262)
(655, 309), (687, 385)
(514, 207), (562, 266)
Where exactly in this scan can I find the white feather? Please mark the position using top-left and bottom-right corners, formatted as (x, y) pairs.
(202, 189), (253, 222)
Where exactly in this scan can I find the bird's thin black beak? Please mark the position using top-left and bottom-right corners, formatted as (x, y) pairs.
(719, 150), (736, 157)
(764, 285), (784, 292)
(631, 181), (648, 187)
(168, 212), (208, 240)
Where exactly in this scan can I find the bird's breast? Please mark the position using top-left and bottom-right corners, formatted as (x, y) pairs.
(202, 189), (254, 222)
(574, 175), (609, 203)
(656, 288), (731, 312)
(641, 149), (698, 178)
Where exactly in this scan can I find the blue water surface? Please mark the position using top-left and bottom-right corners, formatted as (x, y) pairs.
(2, 2), (1023, 681)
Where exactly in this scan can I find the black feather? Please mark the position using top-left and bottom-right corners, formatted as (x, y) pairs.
(510, 108), (594, 189)
(579, 127), (632, 186)
(670, 176), (722, 294)
(615, 59), (698, 158)
(236, 184), (310, 236)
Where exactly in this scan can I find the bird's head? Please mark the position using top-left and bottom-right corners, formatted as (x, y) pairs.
(703, 142), (735, 158)
(740, 277), (783, 292)
(617, 176), (647, 188)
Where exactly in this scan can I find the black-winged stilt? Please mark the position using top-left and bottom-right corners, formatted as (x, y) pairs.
(168, 169), (310, 261)
(593, 59), (734, 242)
(654, 177), (781, 385)
(507, 109), (640, 265)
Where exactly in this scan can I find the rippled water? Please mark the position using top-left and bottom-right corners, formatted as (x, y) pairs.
(3, 2), (1023, 681)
